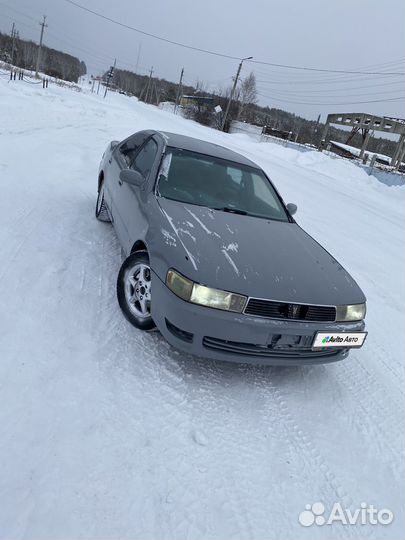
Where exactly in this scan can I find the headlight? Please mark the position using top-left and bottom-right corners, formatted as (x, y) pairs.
(336, 303), (366, 322)
(166, 269), (193, 301)
(191, 284), (246, 312)
(166, 269), (247, 313)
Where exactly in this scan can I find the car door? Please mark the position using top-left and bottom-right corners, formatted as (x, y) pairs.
(111, 135), (160, 254)
(107, 132), (151, 250)
(119, 137), (160, 254)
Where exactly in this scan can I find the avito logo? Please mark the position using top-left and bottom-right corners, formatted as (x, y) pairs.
(321, 335), (359, 344)
(298, 502), (394, 527)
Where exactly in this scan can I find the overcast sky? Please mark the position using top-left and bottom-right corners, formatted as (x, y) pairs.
(1, 0), (404, 121)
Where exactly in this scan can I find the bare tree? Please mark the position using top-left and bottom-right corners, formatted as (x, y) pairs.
(238, 71), (257, 121)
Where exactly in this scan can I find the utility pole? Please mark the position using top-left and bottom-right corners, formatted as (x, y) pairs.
(145, 66), (153, 103)
(10, 23), (17, 64)
(221, 56), (252, 131)
(315, 114), (321, 132)
(313, 113), (321, 144)
(154, 81), (161, 105)
(174, 67), (184, 114)
(104, 58), (116, 98)
(35, 15), (48, 78)
(135, 43), (142, 74)
(151, 81), (157, 105)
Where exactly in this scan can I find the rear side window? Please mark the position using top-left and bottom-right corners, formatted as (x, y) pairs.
(131, 138), (158, 178)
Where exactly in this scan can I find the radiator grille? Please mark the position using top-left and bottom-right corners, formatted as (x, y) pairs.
(244, 298), (336, 322)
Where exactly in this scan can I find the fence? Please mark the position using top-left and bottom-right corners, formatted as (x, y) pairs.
(229, 120), (404, 187)
(0, 61), (82, 92)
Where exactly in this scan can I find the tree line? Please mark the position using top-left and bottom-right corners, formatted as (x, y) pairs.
(0, 32), (86, 82)
(108, 68), (195, 104)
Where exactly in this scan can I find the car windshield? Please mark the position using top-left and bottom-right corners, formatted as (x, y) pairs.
(157, 148), (289, 222)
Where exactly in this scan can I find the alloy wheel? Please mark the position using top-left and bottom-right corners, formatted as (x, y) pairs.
(124, 262), (152, 319)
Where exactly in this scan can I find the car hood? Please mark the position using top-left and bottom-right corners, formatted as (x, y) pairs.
(151, 198), (365, 306)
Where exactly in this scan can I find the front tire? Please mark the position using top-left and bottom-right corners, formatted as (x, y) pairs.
(95, 180), (111, 222)
(117, 252), (156, 330)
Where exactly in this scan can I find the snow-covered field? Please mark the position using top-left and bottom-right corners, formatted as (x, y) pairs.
(0, 77), (404, 540)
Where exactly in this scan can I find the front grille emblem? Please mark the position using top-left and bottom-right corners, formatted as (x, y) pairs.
(288, 304), (301, 319)
(244, 298), (336, 322)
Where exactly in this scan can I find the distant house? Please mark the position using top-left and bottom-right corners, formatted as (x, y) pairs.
(262, 125), (297, 142)
(180, 95), (214, 108)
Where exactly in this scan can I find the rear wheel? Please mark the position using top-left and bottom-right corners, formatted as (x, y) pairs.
(117, 252), (156, 330)
(95, 180), (111, 222)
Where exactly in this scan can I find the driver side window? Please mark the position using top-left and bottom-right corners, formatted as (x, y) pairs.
(119, 133), (148, 166)
(131, 138), (158, 179)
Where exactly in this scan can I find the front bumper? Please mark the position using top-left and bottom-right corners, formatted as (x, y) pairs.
(151, 272), (366, 366)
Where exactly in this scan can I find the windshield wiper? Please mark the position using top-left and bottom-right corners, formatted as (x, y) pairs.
(214, 206), (248, 215)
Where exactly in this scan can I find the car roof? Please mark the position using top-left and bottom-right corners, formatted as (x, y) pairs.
(155, 131), (260, 169)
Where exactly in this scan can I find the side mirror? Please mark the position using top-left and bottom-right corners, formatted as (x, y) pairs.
(119, 169), (144, 187)
(286, 203), (297, 216)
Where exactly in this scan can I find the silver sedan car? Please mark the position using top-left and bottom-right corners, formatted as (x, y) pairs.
(96, 130), (367, 365)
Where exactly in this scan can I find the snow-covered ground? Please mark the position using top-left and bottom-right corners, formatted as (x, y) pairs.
(0, 77), (404, 540)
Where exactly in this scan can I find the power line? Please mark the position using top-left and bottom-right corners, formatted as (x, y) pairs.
(63, 0), (239, 60)
(251, 63), (405, 84)
(253, 73), (404, 86)
(0, 15), (114, 67)
(0, 11), (38, 32)
(253, 58), (405, 74)
(255, 58), (405, 75)
(256, 93), (405, 106)
(249, 59), (404, 75)
(0, 8), (152, 76)
(0, 0), (37, 22)
(256, 86), (405, 99)
(250, 60), (405, 85)
(256, 78), (404, 90)
(63, 0), (404, 76)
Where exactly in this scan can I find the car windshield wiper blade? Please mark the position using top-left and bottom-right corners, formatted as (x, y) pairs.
(214, 206), (248, 215)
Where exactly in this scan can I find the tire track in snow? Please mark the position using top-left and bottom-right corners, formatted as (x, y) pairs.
(364, 342), (404, 392)
(333, 356), (403, 478)
(0, 205), (44, 283)
(89, 229), (214, 538)
(98, 329), (210, 538)
(172, 361), (286, 539)
(256, 368), (360, 540)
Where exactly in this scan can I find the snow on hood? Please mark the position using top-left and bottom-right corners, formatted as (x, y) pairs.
(154, 198), (366, 306)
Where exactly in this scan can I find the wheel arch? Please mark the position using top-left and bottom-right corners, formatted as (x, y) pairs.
(98, 170), (104, 192)
(130, 239), (149, 254)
